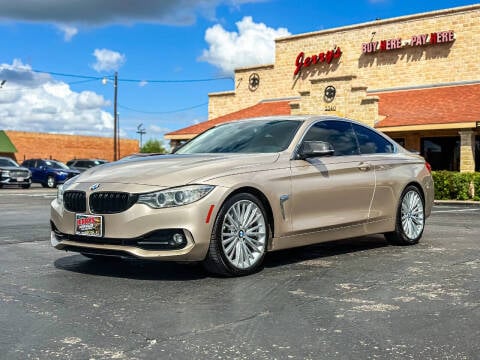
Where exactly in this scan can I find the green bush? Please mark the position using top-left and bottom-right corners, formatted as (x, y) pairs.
(431, 171), (479, 200)
(473, 173), (480, 201)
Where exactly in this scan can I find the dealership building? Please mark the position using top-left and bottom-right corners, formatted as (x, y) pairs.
(165, 4), (480, 172)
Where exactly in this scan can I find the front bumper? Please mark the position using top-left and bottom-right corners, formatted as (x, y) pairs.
(1, 177), (31, 186)
(50, 186), (227, 261)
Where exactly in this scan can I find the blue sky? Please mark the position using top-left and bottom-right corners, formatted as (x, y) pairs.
(0, 0), (475, 146)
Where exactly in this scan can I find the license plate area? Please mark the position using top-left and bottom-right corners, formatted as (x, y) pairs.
(75, 214), (103, 237)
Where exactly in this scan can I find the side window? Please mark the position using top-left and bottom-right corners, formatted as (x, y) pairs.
(303, 120), (359, 156)
(352, 123), (394, 154)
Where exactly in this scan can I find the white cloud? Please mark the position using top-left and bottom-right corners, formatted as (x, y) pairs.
(199, 16), (290, 75)
(0, 59), (113, 136)
(92, 49), (126, 72)
(57, 24), (78, 41)
(149, 124), (171, 134)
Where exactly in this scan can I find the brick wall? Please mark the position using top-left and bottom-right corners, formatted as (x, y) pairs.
(208, 5), (480, 124)
(5, 131), (139, 163)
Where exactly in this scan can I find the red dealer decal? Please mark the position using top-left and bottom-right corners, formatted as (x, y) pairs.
(294, 47), (342, 75)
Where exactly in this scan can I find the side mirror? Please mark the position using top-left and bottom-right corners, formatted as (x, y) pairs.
(297, 141), (334, 159)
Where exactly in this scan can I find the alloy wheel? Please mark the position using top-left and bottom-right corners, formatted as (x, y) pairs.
(400, 190), (424, 240)
(220, 200), (266, 270)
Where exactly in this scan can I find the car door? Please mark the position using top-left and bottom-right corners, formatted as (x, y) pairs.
(350, 122), (398, 221)
(27, 160), (40, 183)
(290, 120), (375, 233)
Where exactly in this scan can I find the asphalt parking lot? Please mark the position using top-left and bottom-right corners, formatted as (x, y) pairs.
(0, 187), (479, 360)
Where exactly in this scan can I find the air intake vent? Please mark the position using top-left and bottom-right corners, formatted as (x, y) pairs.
(89, 192), (138, 214)
(64, 191), (87, 212)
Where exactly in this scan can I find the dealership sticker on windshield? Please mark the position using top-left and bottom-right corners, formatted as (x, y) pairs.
(75, 214), (103, 237)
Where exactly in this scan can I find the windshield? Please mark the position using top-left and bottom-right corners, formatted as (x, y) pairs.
(0, 158), (18, 167)
(175, 119), (302, 154)
(45, 160), (70, 170)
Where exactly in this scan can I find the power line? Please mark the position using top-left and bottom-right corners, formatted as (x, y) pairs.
(118, 102), (208, 114)
(29, 68), (233, 84)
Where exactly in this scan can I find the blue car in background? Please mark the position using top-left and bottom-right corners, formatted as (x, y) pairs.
(21, 159), (80, 188)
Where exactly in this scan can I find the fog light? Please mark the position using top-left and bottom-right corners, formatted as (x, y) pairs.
(172, 233), (185, 245)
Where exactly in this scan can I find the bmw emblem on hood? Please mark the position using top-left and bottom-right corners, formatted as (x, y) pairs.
(90, 183), (101, 191)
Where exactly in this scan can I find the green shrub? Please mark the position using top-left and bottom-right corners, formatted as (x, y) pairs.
(473, 173), (480, 201)
(431, 171), (479, 200)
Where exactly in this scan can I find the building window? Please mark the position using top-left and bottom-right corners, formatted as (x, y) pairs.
(475, 136), (480, 172)
(421, 137), (460, 171)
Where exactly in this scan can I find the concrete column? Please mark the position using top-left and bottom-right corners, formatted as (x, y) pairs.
(459, 130), (475, 172)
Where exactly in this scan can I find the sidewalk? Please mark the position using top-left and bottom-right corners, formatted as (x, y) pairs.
(434, 199), (480, 207)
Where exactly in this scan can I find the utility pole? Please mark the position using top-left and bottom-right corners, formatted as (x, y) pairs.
(113, 72), (118, 161)
(136, 123), (146, 149)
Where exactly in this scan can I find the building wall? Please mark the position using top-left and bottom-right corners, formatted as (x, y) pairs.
(208, 5), (480, 121)
(5, 131), (139, 163)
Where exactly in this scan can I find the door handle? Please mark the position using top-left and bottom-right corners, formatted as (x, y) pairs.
(358, 162), (372, 171)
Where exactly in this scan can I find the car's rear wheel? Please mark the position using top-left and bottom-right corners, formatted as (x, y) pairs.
(385, 185), (425, 245)
(46, 176), (56, 188)
(203, 193), (269, 276)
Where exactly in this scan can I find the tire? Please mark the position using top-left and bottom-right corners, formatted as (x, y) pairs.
(22, 184), (31, 189)
(203, 193), (270, 276)
(385, 185), (425, 245)
(46, 176), (56, 188)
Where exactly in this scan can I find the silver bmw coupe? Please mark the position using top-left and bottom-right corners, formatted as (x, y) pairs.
(51, 116), (434, 276)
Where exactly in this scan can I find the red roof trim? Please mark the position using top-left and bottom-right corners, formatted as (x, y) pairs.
(165, 100), (292, 137)
(375, 84), (480, 128)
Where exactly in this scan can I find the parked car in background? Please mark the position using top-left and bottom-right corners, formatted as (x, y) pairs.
(22, 159), (80, 188)
(66, 159), (108, 172)
(51, 116), (434, 276)
(0, 156), (32, 189)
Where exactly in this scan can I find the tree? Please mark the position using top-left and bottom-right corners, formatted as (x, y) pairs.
(140, 138), (168, 154)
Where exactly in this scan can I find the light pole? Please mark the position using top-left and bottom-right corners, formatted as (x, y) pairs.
(103, 73), (119, 161)
(113, 72), (118, 161)
(136, 123), (146, 149)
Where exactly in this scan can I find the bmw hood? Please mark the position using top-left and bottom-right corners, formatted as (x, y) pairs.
(73, 153), (280, 187)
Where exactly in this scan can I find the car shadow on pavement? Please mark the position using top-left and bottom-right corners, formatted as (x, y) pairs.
(264, 235), (389, 269)
(54, 255), (208, 281)
(54, 235), (388, 280)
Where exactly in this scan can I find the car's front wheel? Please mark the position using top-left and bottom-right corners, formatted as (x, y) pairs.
(203, 193), (269, 276)
(385, 185), (425, 245)
(46, 176), (56, 188)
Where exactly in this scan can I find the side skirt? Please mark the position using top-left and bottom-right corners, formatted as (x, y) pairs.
(269, 217), (394, 251)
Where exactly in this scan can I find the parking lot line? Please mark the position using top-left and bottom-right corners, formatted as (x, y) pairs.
(432, 208), (480, 213)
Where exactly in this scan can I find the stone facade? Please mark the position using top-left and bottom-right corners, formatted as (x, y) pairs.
(209, 5), (479, 121)
(207, 4), (480, 172)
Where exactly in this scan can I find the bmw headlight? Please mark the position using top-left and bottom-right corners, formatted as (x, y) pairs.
(57, 184), (65, 204)
(57, 176), (78, 204)
(138, 185), (215, 209)
(1, 170), (9, 178)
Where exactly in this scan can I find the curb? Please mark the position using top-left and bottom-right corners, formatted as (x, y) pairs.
(434, 200), (480, 207)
